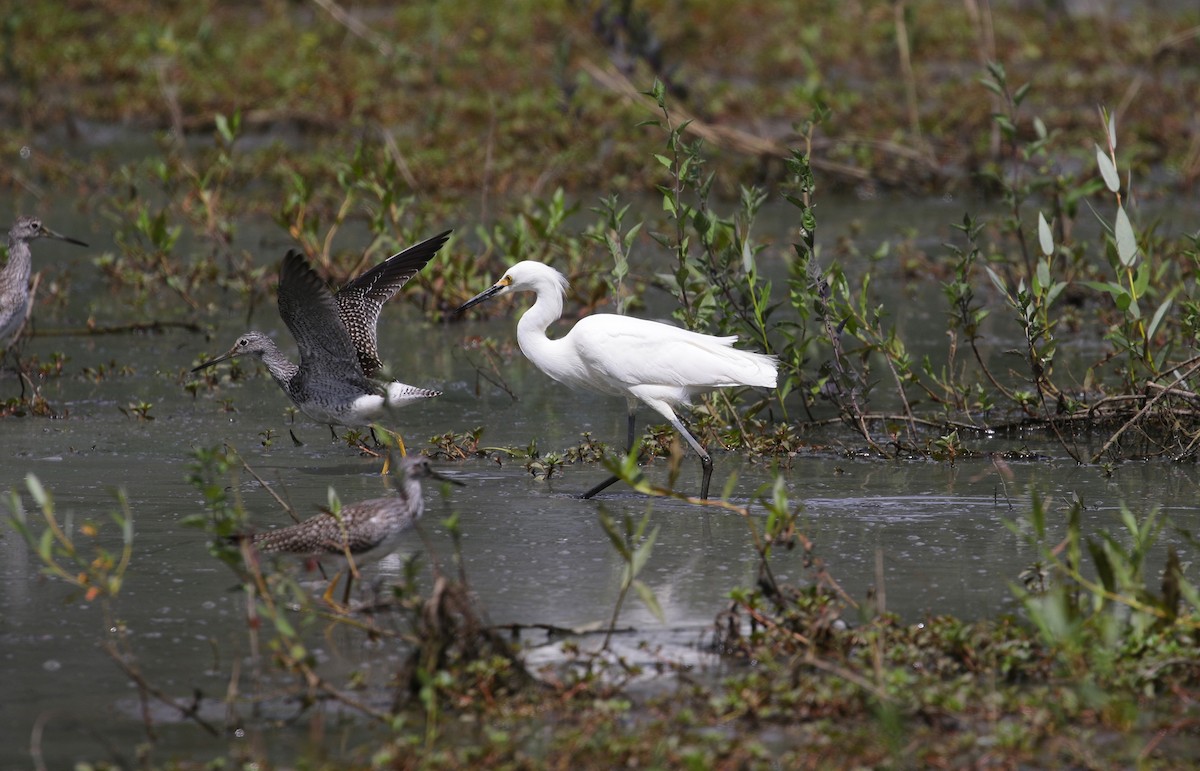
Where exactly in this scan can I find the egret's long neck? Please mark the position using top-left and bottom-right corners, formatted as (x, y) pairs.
(514, 286), (569, 380)
(257, 341), (300, 389)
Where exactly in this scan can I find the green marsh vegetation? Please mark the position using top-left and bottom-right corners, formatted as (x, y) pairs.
(6, 0), (1200, 767)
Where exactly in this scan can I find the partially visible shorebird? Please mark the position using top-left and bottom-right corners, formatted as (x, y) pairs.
(0, 216), (88, 351)
(192, 232), (450, 452)
(455, 260), (778, 500)
(239, 455), (460, 606)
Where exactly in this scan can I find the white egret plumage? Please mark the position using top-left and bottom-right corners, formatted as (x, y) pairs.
(456, 260), (777, 499)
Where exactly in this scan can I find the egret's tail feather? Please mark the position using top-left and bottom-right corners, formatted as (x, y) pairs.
(717, 348), (779, 390)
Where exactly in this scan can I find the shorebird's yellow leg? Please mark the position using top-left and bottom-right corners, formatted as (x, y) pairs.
(321, 570), (346, 606)
(371, 425), (406, 474)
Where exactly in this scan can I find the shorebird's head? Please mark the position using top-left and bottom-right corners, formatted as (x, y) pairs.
(191, 331), (277, 372)
(10, 216), (88, 247)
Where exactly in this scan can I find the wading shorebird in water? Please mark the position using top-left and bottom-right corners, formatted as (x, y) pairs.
(1, 216), (88, 353)
(193, 232), (450, 458)
(455, 260), (777, 500)
(236, 454), (460, 607)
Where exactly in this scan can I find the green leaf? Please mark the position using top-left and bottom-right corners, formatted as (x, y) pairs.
(623, 222), (643, 249)
(1096, 144), (1119, 193)
(1037, 212), (1053, 257)
(26, 473), (48, 508)
(648, 78), (666, 107)
(598, 511), (632, 561)
(1132, 264), (1150, 299)
(653, 154), (672, 170)
(985, 266), (1011, 301)
(632, 579), (665, 622)
(1035, 259), (1051, 295)
(978, 78), (1004, 98)
(1081, 280), (1126, 300)
(1148, 297), (1174, 341)
(215, 113), (234, 144)
(1115, 205), (1138, 267)
(629, 524), (660, 578)
(273, 612), (297, 638)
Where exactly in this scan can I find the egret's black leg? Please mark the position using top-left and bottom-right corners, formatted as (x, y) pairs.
(664, 414), (712, 501)
(580, 410), (638, 499)
(698, 452), (713, 501)
(581, 474), (620, 499)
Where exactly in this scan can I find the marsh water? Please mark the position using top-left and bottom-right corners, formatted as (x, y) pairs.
(3, 200), (1199, 767)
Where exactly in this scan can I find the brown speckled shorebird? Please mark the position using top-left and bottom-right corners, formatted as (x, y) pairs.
(192, 231), (450, 453)
(0, 216), (88, 351)
(245, 455), (460, 605)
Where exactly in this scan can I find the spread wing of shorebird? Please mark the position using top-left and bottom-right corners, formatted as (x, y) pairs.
(276, 250), (374, 401)
(335, 230), (451, 377)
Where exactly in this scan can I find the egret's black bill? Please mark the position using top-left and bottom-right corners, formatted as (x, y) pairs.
(454, 284), (504, 314)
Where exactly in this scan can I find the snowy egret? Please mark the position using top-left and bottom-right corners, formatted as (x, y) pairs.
(193, 233), (449, 451)
(455, 260), (777, 499)
(0, 216), (88, 350)
(240, 455), (460, 605)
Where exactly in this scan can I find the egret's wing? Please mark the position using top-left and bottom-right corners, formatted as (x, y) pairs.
(572, 315), (774, 390)
(277, 251), (366, 388)
(336, 230), (451, 377)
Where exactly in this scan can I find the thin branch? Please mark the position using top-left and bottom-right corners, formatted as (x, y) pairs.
(34, 320), (204, 337)
(309, 0), (394, 58)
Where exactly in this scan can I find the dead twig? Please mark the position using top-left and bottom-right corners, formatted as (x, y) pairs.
(309, 0), (394, 58)
(33, 320), (204, 336)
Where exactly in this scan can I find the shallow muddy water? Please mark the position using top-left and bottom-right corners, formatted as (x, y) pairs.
(2, 201), (1199, 766)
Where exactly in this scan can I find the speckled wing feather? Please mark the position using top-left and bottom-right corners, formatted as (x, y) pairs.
(336, 230), (451, 377)
(276, 251), (372, 396)
(251, 509), (383, 557)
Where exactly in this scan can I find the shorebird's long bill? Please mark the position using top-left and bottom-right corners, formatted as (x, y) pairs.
(191, 345), (239, 372)
(454, 282), (506, 314)
(40, 224), (88, 248)
(429, 467), (466, 486)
